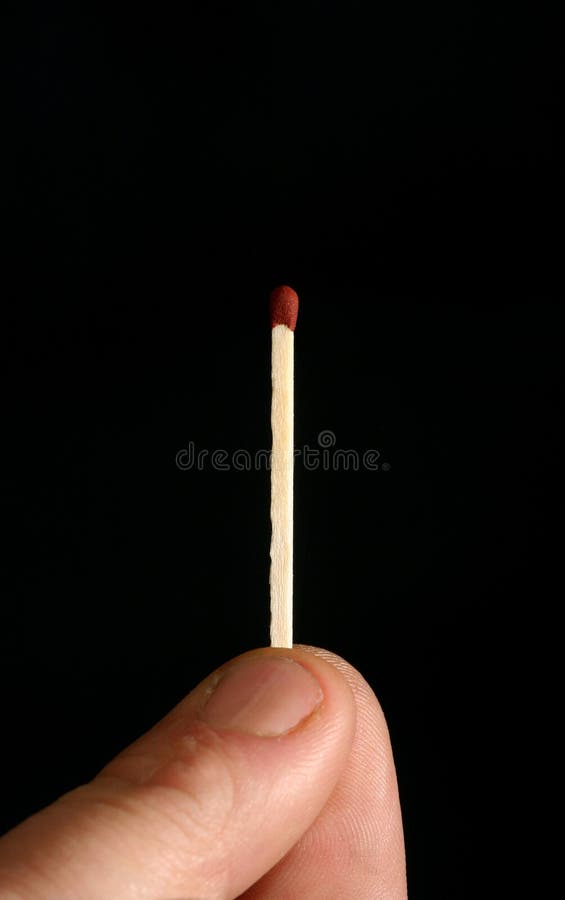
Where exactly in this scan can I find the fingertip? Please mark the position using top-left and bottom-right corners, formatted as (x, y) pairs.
(217, 645), (358, 744)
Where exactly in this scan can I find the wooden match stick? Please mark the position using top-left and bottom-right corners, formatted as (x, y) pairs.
(269, 285), (299, 648)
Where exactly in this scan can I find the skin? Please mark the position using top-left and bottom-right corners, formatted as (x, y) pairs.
(0, 645), (407, 899)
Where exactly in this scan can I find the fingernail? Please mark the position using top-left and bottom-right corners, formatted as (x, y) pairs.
(201, 657), (323, 737)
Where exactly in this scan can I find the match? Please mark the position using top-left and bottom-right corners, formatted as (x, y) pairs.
(269, 285), (299, 648)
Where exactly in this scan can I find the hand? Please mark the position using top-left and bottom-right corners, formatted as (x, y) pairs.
(0, 646), (406, 899)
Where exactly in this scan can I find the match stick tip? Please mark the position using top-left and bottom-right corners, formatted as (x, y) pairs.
(270, 285), (299, 331)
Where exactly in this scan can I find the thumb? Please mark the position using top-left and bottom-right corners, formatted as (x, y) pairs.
(0, 648), (356, 899)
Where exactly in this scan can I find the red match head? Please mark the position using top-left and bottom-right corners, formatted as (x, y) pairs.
(270, 285), (299, 331)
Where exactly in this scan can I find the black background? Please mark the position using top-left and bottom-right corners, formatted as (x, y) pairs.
(2, 1), (563, 897)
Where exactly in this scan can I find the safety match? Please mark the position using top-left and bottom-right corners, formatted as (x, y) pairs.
(269, 285), (299, 648)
